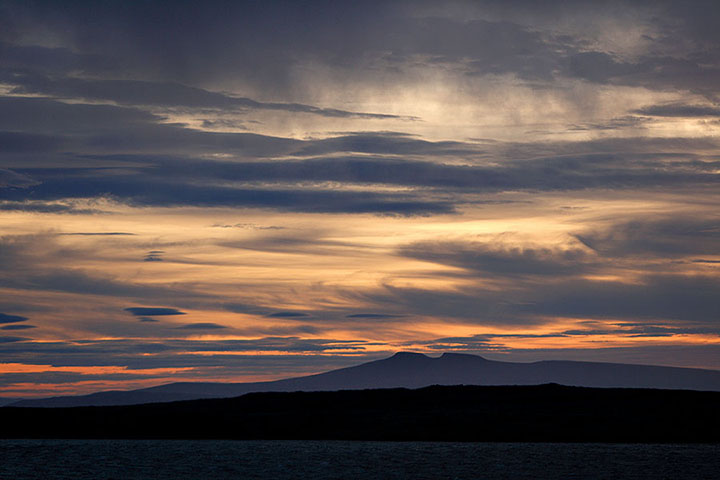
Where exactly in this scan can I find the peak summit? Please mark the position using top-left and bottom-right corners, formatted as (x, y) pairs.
(391, 352), (428, 359)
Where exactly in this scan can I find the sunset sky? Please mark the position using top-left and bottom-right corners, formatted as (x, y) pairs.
(1, 0), (719, 397)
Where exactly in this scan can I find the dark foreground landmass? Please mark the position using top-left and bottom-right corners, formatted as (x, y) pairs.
(3, 384), (720, 443)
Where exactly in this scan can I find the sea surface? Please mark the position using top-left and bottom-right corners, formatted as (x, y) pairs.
(1, 440), (718, 479)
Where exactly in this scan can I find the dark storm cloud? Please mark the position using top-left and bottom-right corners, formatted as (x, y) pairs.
(4, 0), (720, 99)
(0, 1), (560, 87)
(124, 307), (186, 316)
(0, 313), (28, 324)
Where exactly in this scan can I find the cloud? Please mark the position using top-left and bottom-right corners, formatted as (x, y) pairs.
(0, 40), (112, 75)
(400, 240), (592, 277)
(212, 223), (284, 230)
(410, 331), (570, 351)
(3, 0), (720, 99)
(143, 251), (164, 262)
(3, 148), (717, 217)
(2, 93), (719, 217)
(0, 131), (65, 154)
(523, 274), (720, 323)
(59, 232), (135, 236)
(0, 2), (560, 89)
(576, 217), (720, 258)
(0, 324), (36, 330)
(0, 174), (456, 215)
(562, 47), (720, 97)
(267, 312), (310, 318)
(124, 307), (186, 316)
(0, 313), (28, 324)
(0, 96), (158, 136)
(451, 344), (720, 370)
(5, 73), (416, 120)
(561, 325), (720, 338)
(0, 336), (29, 343)
(0, 201), (107, 214)
(633, 103), (720, 117)
(0, 269), (201, 300)
(0, 339), (381, 391)
(354, 270), (720, 326)
(0, 169), (39, 188)
(0, 234), (214, 304)
(176, 322), (227, 330)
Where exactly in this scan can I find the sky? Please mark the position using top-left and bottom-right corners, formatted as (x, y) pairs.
(1, 0), (719, 397)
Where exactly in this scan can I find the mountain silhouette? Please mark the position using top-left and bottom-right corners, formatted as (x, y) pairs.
(9, 352), (720, 407)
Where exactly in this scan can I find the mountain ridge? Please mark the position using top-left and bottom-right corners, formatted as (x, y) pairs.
(9, 351), (720, 407)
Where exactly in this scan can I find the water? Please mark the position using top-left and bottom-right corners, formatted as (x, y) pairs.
(1, 440), (718, 479)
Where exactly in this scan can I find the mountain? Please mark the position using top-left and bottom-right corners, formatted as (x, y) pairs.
(9, 352), (720, 407)
(0, 397), (22, 407)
